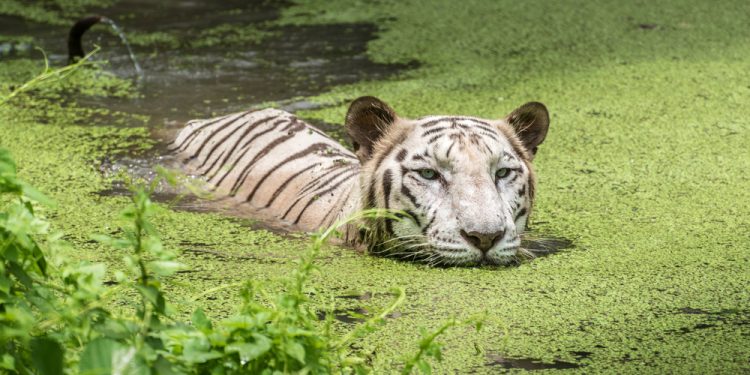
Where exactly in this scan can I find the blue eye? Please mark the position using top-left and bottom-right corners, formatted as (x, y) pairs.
(495, 168), (511, 179)
(418, 169), (439, 180)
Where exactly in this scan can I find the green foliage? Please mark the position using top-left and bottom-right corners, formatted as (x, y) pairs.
(0, 48), (138, 107)
(190, 23), (277, 49)
(0, 148), (471, 373)
(401, 318), (483, 375)
(0, 0), (116, 26)
(0, 47), (90, 105)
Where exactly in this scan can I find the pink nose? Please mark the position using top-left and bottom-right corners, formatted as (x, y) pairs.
(460, 229), (505, 252)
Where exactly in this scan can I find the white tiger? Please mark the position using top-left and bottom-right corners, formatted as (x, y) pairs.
(171, 96), (549, 265)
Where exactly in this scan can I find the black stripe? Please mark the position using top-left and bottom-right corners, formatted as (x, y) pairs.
(502, 151), (518, 161)
(421, 117), (491, 128)
(472, 124), (497, 134)
(183, 112), (253, 160)
(281, 116), (300, 131)
(209, 119), (306, 186)
(206, 121), (284, 180)
(421, 210), (436, 236)
(385, 218), (394, 236)
(514, 207), (527, 222)
(201, 116), (283, 177)
(421, 127), (448, 137)
(371, 131), (405, 173)
(248, 158), (347, 203)
(294, 166), (357, 201)
(226, 128), (308, 195)
(428, 134), (446, 144)
(222, 141), (328, 195)
(297, 164), (347, 196)
(237, 118), (305, 153)
(292, 170), (358, 224)
(320, 186), (351, 227)
(168, 112), (239, 152)
(197, 117), (285, 171)
(420, 119), (449, 128)
(400, 185), (419, 208)
(199, 149), (227, 177)
(477, 131), (500, 142)
(305, 124), (332, 139)
(382, 169), (393, 208)
(445, 141), (455, 159)
(483, 142), (494, 154)
(280, 156), (353, 219)
(366, 183), (376, 209)
(261, 163), (321, 207)
(404, 209), (422, 227)
(395, 149), (408, 162)
(507, 172), (519, 185)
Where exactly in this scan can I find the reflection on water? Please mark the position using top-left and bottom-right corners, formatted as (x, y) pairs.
(0, 0), (409, 130)
(3, 0), (412, 232)
(485, 351), (588, 370)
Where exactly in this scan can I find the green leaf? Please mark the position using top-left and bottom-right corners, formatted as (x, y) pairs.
(1, 353), (15, 370)
(135, 284), (166, 313)
(182, 337), (223, 364)
(0, 275), (11, 294)
(192, 308), (212, 331)
(79, 338), (136, 375)
(152, 356), (181, 375)
(225, 334), (272, 363)
(417, 360), (431, 375)
(147, 260), (185, 277)
(97, 319), (137, 340)
(20, 182), (54, 207)
(31, 337), (64, 375)
(284, 341), (306, 364)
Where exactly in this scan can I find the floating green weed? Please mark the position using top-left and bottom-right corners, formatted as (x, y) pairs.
(1, 147), (479, 373)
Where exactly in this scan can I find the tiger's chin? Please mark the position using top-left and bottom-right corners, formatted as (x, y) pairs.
(405, 246), (521, 267)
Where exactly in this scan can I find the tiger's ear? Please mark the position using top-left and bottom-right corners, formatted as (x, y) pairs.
(506, 102), (550, 159)
(345, 96), (398, 162)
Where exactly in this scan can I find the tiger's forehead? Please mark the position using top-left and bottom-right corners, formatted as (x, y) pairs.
(414, 115), (493, 127)
(404, 116), (518, 162)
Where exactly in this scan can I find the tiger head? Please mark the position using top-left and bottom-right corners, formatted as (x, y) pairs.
(346, 96), (549, 266)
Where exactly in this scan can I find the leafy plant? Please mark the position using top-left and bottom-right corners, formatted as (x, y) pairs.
(401, 317), (484, 375)
(0, 47), (99, 106)
(0, 52), (483, 373)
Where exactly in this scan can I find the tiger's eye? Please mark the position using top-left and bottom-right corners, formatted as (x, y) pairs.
(418, 169), (439, 180)
(495, 168), (510, 179)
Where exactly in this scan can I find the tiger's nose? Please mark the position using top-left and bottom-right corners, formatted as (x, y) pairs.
(460, 229), (505, 252)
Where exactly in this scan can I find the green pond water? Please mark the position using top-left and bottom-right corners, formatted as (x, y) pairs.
(1, 0), (749, 373)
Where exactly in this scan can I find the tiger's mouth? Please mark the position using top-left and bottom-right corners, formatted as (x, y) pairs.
(369, 233), (521, 266)
(415, 246), (520, 266)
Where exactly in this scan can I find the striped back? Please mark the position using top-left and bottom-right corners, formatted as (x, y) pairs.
(169, 109), (361, 233)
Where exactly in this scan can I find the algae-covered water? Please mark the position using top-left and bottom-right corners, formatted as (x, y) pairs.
(1, 0), (749, 373)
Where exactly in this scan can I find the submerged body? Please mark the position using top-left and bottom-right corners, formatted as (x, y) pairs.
(169, 109), (361, 242)
(171, 97), (549, 266)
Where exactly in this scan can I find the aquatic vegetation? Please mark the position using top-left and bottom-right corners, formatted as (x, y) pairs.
(0, 0), (116, 25)
(191, 23), (278, 49)
(1, 148), (474, 373)
(0, 0), (748, 373)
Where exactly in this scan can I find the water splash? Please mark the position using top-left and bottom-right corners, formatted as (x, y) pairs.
(101, 17), (144, 79)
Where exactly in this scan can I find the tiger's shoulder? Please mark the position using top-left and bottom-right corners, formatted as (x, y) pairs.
(170, 108), (361, 233)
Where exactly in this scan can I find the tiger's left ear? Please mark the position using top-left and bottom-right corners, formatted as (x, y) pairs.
(346, 96), (398, 162)
(506, 102), (550, 159)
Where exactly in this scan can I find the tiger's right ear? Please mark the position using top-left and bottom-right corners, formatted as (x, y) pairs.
(346, 96), (398, 162)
